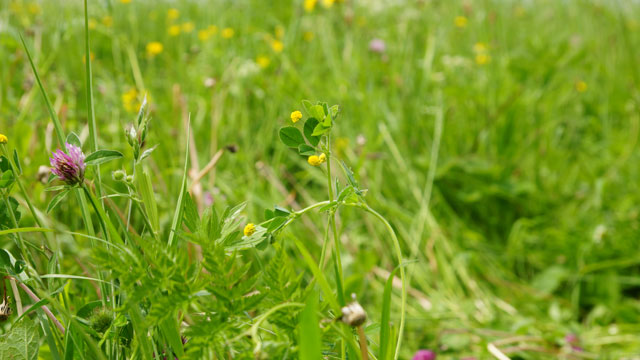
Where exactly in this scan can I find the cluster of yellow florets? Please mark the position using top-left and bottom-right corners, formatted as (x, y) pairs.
(244, 223), (256, 236)
(308, 153), (326, 166)
(0, 134), (7, 144)
(290, 110), (303, 123)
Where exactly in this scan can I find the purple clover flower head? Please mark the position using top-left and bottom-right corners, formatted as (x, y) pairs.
(50, 143), (86, 185)
(412, 350), (436, 360)
(369, 38), (386, 54)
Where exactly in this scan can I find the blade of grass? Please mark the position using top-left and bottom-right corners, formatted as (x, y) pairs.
(83, 0), (103, 203)
(167, 117), (190, 247)
(299, 290), (322, 360)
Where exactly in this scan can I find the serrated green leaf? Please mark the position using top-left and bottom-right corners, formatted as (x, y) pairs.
(183, 194), (200, 233)
(0, 317), (40, 360)
(46, 189), (70, 213)
(85, 150), (124, 165)
(279, 127), (306, 148)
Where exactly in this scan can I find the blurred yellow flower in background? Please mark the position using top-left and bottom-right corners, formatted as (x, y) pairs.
(168, 25), (181, 36)
(322, 0), (335, 8)
(146, 42), (163, 57)
(167, 8), (179, 20)
(256, 56), (270, 69)
(454, 16), (468, 28)
(88, 18), (97, 30)
(271, 40), (284, 53)
(122, 88), (140, 113)
(198, 30), (210, 41)
(473, 42), (487, 53)
(575, 81), (588, 92)
(181, 22), (195, 33)
(120, 0), (131, 4)
(303, 31), (314, 42)
(475, 53), (490, 65)
(0, 134), (8, 144)
(222, 28), (234, 39)
(304, 0), (317, 12)
(28, 3), (41, 15)
(102, 16), (113, 27)
(275, 25), (285, 39)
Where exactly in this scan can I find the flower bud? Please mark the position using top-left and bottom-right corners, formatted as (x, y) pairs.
(112, 170), (126, 181)
(126, 175), (134, 184)
(125, 126), (137, 146)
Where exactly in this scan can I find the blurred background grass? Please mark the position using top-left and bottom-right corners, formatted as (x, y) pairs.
(2, 0), (640, 357)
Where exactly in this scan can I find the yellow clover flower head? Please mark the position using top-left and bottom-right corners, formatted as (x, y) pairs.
(308, 153), (326, 166)
(304, 0), (317, 12)
(146, 41), (164, 57)
(454, 16), (468, 28)
(167, 8), (179, 20)
(168, 25), (181, 36)
(181, 22), (195, 33)
(575, 81), (588, 93)
(222, 28), (234, 39)
(256, 56), (270, 69)
(0, 134), (8, 144)
(244, 223), (256, 236)
(290, 110), (303, 123)
(271, 40), (284, 53)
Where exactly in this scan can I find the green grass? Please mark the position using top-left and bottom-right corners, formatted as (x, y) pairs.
(2, 0), (640, 358)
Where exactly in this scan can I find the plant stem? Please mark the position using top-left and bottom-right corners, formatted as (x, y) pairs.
(357, 203), (406, 360)
(325, 136), (345, 306)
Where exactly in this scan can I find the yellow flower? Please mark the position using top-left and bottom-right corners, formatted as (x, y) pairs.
(575, 81), (588, 93)
(304, 0), (317, 12)
(181, 22), (195, 33)
(222, 28), (234, 39)
(475, 53), (490, 65)
(198, 29), (211, 41)
(167, 8), (179, 20)
(308, 154), (326, 166)
(244, 223), (256, 236)
(290, 111), (302, 123)
(28, 3), (41, 15)
(271, 40), (284, 53)
(168, 25), (181, 36)
(122, 88), (140, 113)
(303, 31), (314, 42)
(88, 18), (97, 30)
(256, 56), (270, 68)
(322, 0), (335, 8)
(102, 16), (113, 27)
(0, 134), (8, 144)
(275, 25), (285, 39)
(454, 16), (468, 28)
(207, 25), (218, 35)
(146, 41), (163, 57)
(120, 0), (131, 4)
(473, 42), (487, 53)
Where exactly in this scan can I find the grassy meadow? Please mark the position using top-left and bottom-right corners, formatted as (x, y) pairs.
(2, 0), (640, 358)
